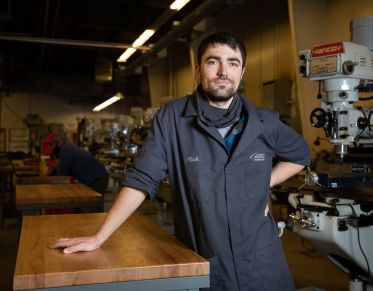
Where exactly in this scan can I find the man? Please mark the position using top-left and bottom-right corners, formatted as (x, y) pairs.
(50, 32), (311, 290)
(50, 135), (108, 194)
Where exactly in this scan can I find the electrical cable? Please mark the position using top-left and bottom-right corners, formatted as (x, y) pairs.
(329, 202), (370, 277)
(296, 182), (371, 277)
(300, 237), (317, 253)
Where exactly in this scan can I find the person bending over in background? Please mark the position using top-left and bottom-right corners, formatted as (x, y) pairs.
(50, 134), (108, 194)
(50, 32), (311, 291)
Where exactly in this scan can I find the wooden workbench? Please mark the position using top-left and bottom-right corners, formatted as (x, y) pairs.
(16, 183), (102, 209)
(13, 212), (209, 291)
(16, 183), (103, 219)
(11, 159), (41, 176)
(16, 175), (72, 185)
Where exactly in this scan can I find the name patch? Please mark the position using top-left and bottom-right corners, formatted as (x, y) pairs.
(187, 155), (199, 162)
(250, 153), (265, 162)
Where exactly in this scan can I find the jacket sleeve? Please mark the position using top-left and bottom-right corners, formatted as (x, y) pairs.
(123, 110), (168, 199)
(55, 146), (73, 176)
(273, 113), (311, 166)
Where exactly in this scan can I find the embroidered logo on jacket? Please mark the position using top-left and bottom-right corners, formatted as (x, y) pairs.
(249, 153), (265, 162)
(187, 155), (199, 162)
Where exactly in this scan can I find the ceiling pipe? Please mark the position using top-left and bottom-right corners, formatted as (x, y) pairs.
(0, 34), (151, 50)
(0, 0), (177, 53)
(120, 0), (228, 77)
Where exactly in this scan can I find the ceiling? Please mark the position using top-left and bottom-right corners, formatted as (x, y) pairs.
(0, 0), (227, 88)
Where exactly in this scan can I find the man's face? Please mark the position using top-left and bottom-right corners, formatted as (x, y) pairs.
(196, 43), (245, 103)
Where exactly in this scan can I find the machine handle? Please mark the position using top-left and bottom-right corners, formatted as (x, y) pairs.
(310, 108), (327, 128)
(289, 213), (316, 229)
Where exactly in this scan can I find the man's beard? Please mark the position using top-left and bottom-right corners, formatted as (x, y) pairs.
(204, 77), (237, 102)
(205, 87), (235, 102)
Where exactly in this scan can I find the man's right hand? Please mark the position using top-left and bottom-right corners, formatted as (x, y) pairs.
(48, 187), (147, 254)
(49, 236), (102, 254)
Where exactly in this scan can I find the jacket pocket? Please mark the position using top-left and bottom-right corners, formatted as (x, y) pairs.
(244, 158), (271, 200)
(185, 164), (216, 203)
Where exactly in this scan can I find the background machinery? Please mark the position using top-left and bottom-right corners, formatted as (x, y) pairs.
(287, 16), (373, 291)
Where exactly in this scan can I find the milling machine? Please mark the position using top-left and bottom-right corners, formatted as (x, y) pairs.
(288, 16), (373, 291)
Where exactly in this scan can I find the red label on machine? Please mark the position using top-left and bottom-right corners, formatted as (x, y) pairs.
(311, 42), (345, 57)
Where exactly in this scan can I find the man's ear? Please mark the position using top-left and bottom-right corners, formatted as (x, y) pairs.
(241, 67), (245, 79)
(195, 64), (201, 82)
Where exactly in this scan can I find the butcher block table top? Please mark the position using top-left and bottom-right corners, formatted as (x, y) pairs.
(16, 183), (102, 209)
(16, 175), (71, 185)
(13, 212), (209, 291)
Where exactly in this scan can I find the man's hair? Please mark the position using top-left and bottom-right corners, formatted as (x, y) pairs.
(197, 32), (246, 67)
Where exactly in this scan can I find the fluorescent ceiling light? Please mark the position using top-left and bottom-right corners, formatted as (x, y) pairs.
(92, 92), (124, 112)
(117, 48), (137, 62)
(170, 0), (190, 11)
(132, 29), (155, 48)
(117, 29), (155, 63)
(116, 1), (189, 63)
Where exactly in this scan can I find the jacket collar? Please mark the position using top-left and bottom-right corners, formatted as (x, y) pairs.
(183, 89), (266, 153)
(232, 94), (266, 156)
(184, 90), (199, 117)
(184, 89), (265, 126)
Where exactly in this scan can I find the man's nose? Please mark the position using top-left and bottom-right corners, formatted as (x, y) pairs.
(217, 62), (228, 77)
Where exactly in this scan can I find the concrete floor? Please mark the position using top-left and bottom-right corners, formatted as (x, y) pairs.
(0, 195), (350, 291)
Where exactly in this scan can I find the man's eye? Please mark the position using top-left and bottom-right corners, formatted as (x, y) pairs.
(230, 62), (239, 67)
(207, 60), (218, 65)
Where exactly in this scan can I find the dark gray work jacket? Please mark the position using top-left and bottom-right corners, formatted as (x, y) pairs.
(124, 92), (311, 291)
